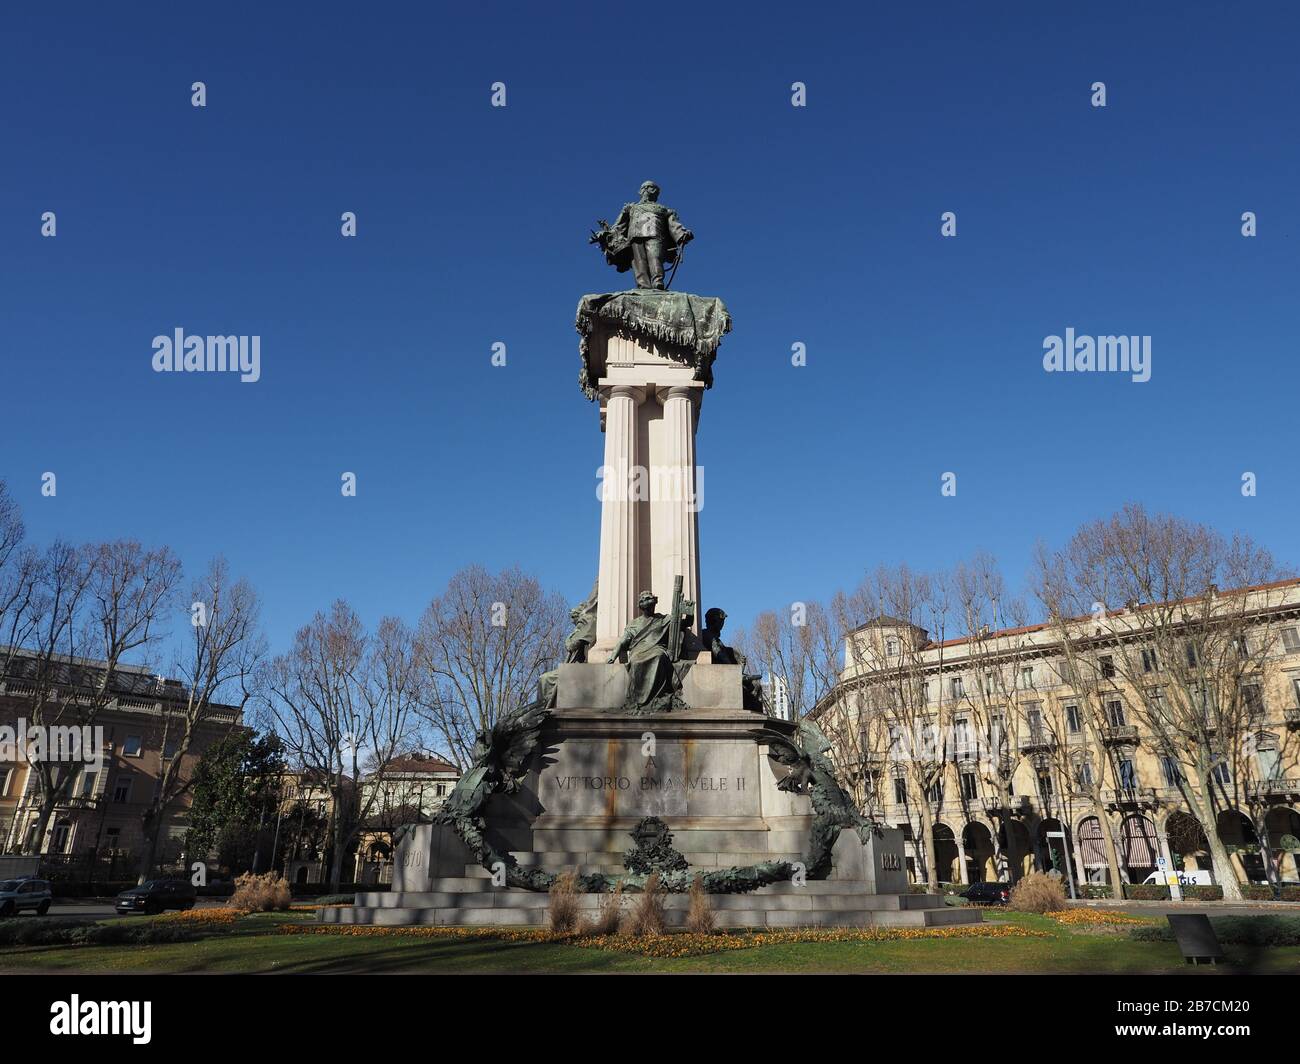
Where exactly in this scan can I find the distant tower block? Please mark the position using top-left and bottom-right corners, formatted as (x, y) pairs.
(586, 322), (705, 655)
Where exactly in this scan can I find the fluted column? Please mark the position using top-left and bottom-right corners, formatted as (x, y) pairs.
(661, 385), (701, 634)
(594, 385), (642, 654)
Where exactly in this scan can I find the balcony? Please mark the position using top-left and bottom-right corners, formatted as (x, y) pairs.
(980, 795), (1033, 817)
(1103, 787), (1159, 810)
(58, 795), (101, 810)
(1284, 707), (1300, 731)
(1248, 778), (1300, 802)
(1100, 724), (1139, 745)
(1018, 731), (1054, 754)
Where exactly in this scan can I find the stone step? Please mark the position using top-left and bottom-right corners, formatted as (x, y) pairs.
(322, 903), (983, 929)
(505, 851), (799, 868)
(361, 889), (964, 913)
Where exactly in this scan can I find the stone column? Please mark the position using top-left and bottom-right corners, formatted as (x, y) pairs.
(594, 385), (642, 655)
(660, 385), (701, 633)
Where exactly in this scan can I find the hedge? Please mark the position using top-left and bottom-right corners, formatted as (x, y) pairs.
(1131, 915), (1300, 946)
(0, 917), (197, 947)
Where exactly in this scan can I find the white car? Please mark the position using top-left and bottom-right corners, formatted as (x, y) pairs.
(1143, 869), (1214, 887)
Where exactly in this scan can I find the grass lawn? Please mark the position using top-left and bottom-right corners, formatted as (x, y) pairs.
(2, 910), (1298, 974)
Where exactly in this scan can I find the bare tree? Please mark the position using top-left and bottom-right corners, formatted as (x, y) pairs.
(137, 558), (265, 881)
(735, 598), (839, 723)
(831, 565), (954, 891)
(1037, 504), (1291, 900)
(413, 565), (566, 769)
(13, 540), (180, 854)
(264, 603), (421, 890)
(950, 553), (1042, 882)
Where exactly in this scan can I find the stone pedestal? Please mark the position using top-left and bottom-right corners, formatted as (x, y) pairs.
(590, 323), (705, 654)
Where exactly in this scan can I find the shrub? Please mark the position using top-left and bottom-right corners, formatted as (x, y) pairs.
(1008, 871), (1067, 914)
(685, 876), (715, 934)
(1184, 885), (1223, 901)
(622, 872), (667, 936)
(314, 894), (356, 906)
(583, 882), (624, 936)
(229, 872), (292, 913)
(547, 872), (581, 933)
(1279, 886), (1300, 902)
(1080, 884), (1116, 900)
(1242, 885), (1273, 901)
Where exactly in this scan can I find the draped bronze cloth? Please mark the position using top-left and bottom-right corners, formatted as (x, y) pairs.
(617, 612), (677, 713)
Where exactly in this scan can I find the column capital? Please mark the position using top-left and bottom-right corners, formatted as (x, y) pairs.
(600, 383), (646, 404)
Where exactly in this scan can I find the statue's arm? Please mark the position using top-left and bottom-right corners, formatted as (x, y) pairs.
(606, 626), (633, 663)
(667, 209), (693, 245)
(612, 204), (631, 233)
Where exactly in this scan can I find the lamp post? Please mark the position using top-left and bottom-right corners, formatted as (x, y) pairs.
(1047, 829), (1077, 900)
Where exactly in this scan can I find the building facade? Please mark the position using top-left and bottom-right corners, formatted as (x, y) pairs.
(352, 754), (461, 883)
(816, 580), (1300, 889)
(0, 651), (243, 874)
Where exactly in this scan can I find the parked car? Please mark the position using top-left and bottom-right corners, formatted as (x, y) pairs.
(960, 881), (1010, 905)
(115, 879), (197, 915)
(0, 877), (52, 917)
(1142, 869), (1214, 887)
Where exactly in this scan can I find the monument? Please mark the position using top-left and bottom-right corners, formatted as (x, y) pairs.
(322, 184), (980, 929)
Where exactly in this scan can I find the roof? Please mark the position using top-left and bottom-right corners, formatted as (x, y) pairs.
(378, 756), (460, 776)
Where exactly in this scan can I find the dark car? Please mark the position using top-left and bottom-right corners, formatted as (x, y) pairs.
(0, 877), (53, 917)
(115, 879), (197, 916)
(960, 881), (1010, 905)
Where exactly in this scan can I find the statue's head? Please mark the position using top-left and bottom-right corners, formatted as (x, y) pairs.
(569, 606), (584, 622)
(639, 181), (660, 202)
(637, 591), (658, 612)
(705, 607), (727, 631)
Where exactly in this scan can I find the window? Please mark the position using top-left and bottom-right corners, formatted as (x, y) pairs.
(1293, 677), (1300, 706)
(984, 671), (998, 696)
(927, 780), (943, 805)
(436, 783), (448, 797)
(1211, 760), (1231, 785)
(122, 735), (143, 757)
(893, 777), (907, 805)
(78, 770), (97, 798)
(1037, 773), (1054, 799)
(1185, 641), (1199, 668)
(1235, 635), (1250, 659)
(1242, 683), (1265, 719)
(1118, 758), (1137, 789)
(988, 712), (1005, 745)
(105, 827), (121, 852)
(885, 637), (899, 657)
(1020, 666), (1035, 689)
(864, 771), (881, 797)
(0, 766), (12, 797)
(960, 771), (977, 800)
(1075, 762), (1094, 789)
(949, 676), (965, 699)
(1106, 700), (1126, 727)
(1065, 704), (1081, 733)
(1099, 655), (1115, 680)
(888, 725), (901, 753)
(1140, 647), (1159, 673)
(1160, 757), (1182, 787)
(113, 775), (133, 804)
(51, 820), (72, 853)
(954, 718), (973, 758)
(163, 736), (179, 759)
(1282, 627), (1300, 653)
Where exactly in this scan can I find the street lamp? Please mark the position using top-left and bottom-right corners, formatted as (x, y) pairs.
(1046, 829), (1077, 900)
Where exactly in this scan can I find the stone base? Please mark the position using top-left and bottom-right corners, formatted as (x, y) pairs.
(320, 871), (981, 929)
(334, 701), (981, 930)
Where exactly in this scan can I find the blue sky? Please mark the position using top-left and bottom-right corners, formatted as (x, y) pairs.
(2, 0), (1297, 658)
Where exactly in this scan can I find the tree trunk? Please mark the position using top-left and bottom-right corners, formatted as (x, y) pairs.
(1093, 797), (1124, 897)
(136, 814), (162, 884)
